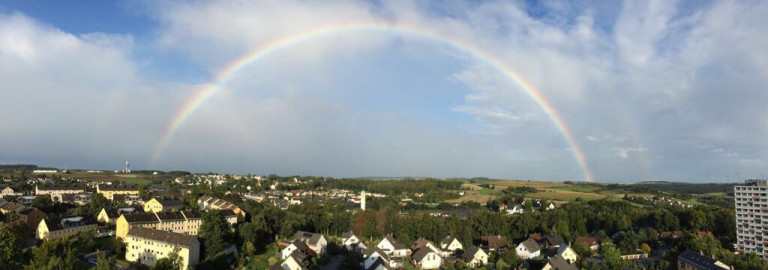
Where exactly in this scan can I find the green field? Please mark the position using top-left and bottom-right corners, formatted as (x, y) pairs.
(548, 185), (601, 192)
(479, 188), (500, 195)
(124, 178), (151, 185)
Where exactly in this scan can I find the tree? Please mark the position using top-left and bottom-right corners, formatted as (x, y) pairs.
(198, 211), (233, 258)
(95, 252), (117, 270)
(32, 195), (53, 213)
(640, 243), (651, 254)
(0, 223), (23, 269)
(25, 237), (78, 270)
(153, 248), (182, 270)
(600, 242), (622, 270)
(89, 194), (110, 217)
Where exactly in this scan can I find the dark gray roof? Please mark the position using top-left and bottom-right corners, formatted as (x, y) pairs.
(154, 198), (184, 207)
(127, 227), (197, 247)
(217, 209), (237, 217)
(181, 210), (202, 219)
(412, 247), (438, 262)
(122, 212), (159, 223)
(36, 185), (85, 191)
(547, 255), (578, 270)
(342, 231), (355, 239)
(44, 214), (96, 231)
(521, 238), (541, 252)
(294, 231), (323, 245)
(462, 245), (483, 261)
(98, 184), (140, 191)
(155, 211), (185, 221)
(366, 257), (392, 270)
(290, 240), (310, 253)
(543, 234), (565, 246)
(441, 236), (456, 246)
(364, 247), (390, 261)
(678, 249), (729, 270)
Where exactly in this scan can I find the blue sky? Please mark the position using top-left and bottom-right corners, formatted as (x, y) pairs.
(1, 0), (768, 182)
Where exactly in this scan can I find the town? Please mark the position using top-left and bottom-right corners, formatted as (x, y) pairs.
(0, 165), (760, 269)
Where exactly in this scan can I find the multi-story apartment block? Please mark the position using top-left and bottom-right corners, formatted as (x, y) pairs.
(35, 185), (86, 201)
(116, 210), (205, 239)
(735, 179), (768, 258)
(125, 227), (200, 269)
(96, 184), (141, 200)
(36, 214), (97, 240)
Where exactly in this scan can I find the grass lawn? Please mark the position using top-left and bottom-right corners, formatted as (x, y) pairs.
(548, 185), (600, 192)
(479, 188), (500, 195)
(123, 178), (151, 185)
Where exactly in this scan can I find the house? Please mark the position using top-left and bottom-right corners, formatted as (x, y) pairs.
(125, 227), (200, 269)
(341, 231), (364, 251)
(365, 257), (392, 270)
(660, 231), (684, 239)
(542, 255), (578, 270)
(363, 247), (391, 269)
(36, 214), (97, 240)
(143, 198), (184, 213)
(218, 209), (239, 226)
(555, 243), (579, 264)
(114, 194), (145, 206)
(462, 245), (488, 268)
(620, 250), (648, 260)
(97, 207), (141, 224)
(377, 235), (410, 257)
(275, 250), (309, 270)
(410, 238), (439, 253)
(677, 249), (731, 270)
(574, 236), (600, 251)
(412, 247), (442, 269)
(0, 201), (24, 214)
(35, 185), (85, 198)
(440, 236), (463, 253)
(116, 212), (160, 239)
(17, 207), (47, 229)
(293, 231), (327, 255)
(516, 238), (541, 259)
(481, 235), (508, 251)
(197, 195), (247, 221)
(0, 186), (22, 198)
(506, 205), (524, 215)
(541, 234), (565, 248)
(96, 184), (140, 200)
(545, 202), (556, 210)
(281, 240), (311, 260)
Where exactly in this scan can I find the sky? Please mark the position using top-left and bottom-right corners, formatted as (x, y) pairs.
(1, 0), (768, 182)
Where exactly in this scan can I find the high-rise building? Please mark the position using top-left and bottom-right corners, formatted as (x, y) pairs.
(735, 179), (768, 259)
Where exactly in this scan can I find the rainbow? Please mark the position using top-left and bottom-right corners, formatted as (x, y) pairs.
(149, 22), (596, 182)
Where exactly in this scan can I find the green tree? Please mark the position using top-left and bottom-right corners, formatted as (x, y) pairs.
(25, 237), (78, 270)
(600, 242), (622, 270)
(198, 211), (233, 258)
(0, 223), (23, 269)
(89, 194), (110, 217)
(32, 196), (53, 213)
(153, 248), (182, 270)
(94, 252), (117, 270)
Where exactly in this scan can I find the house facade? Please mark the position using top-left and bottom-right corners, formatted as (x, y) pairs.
(125, 227), (200, 270)
(36, 214), (97, 240)
(462, 245), (488, 268)
(96, 184), (140, 200)
(143, 198), (184, 213)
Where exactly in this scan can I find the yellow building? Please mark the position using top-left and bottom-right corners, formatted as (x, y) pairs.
(97, 207), (141, 224)
(125, 227), (200, 269)
(198, 195), (247, 221)
(96, 184), (141, 200)
(144, 198), (184, 213)
(116, 210), (204, 239)
(37, 214), (97, 240)
(35, 185), (85, 199)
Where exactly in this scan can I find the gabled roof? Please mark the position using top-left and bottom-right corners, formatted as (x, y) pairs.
(342, 231), (356, 239)
(462, 245), (485, 261)
(122, 212), (159, 223)
(294, 231), (324, 245)
(36, 185), (85, 191)
(364, 247), (390, 262)
(543, 234), (565, 246)
(410, 238), (435, 251)
(366, 257), (392, 270)
(520, 238), (541, 252)
(574, 236), (598, 246)
(181, 210), (202, 219)
(152, 198), (184, 207)
(441, 236), (457, 246)
(217, 209), (237, 217)
(44, 214), (96, 231)
(677, 249), (730, 270)
(98, 184), (140, 191)
(155, 211), (185, 221)
(412, 247), (438, 262)
(127, 227), (197, 247)
(546, 255), (578, 270)
(289, 240), (310, 253)
(481, 235), (508, 249)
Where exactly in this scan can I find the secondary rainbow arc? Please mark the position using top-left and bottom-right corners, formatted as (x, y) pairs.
(149, 22), (596, 182)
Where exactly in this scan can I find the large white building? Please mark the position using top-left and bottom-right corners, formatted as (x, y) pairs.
(735, 179), (768, 258)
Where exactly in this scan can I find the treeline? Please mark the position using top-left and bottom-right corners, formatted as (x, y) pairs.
(621, 182), (736, 194)
(319, 178), (463, 195)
